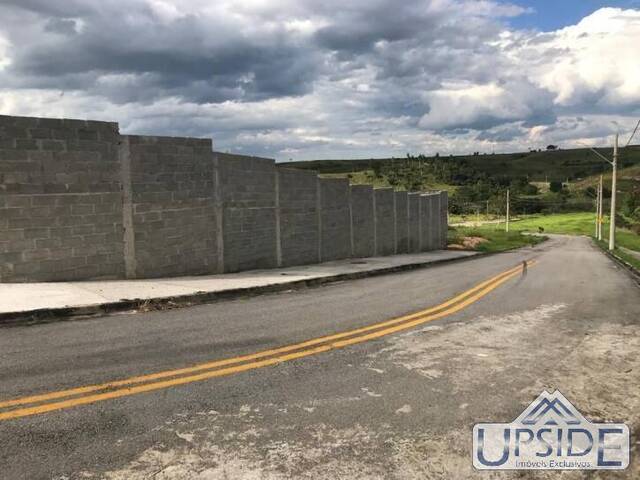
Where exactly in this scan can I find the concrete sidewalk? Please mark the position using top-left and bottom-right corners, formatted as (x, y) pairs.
(0, 250), (478, 324)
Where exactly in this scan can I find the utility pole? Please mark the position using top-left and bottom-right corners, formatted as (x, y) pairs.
(609, 133), (618, 251)
(486, 200), (489, 219)
(598, 174), (603, 241)
(595, 178), (600, 238)
(583, 120), (638, 248)
(506, 189), (510, 233)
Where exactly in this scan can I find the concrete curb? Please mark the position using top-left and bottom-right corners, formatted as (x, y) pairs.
(0, 251), (490, 328)
(598, 244), (640, 288)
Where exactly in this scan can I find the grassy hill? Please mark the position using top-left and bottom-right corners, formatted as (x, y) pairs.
(281, 146), (640, 221)
(281, 146), (640, 183)
(570, 164), (640, 191)
(318, 170), (459, 193)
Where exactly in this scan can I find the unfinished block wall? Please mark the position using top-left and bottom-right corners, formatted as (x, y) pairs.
(407, 193), (421, 253)
(124, 135), (219, 278)
(217, 152), (278, 273)
(277, 168), (320, 267)
(374, 188), (395, 256)
(440, 191), (449, 248)
(350, 185), (375, 258)
(319, 178), (352, 262)
(395, 191), (409, 254)
(0, 115), (124, 282)
(428, 193), (442, 250)
(420, 193), (441, 251)
(0, 114), (450, 282)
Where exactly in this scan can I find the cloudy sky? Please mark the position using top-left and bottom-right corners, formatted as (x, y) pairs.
(0, 0), (639, 160)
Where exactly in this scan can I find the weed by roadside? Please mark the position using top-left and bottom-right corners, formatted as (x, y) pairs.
(447, 226), (546, 253)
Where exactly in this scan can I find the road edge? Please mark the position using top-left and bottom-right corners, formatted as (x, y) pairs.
(0, 251), (490, 328)
(596, 242), (640, 288)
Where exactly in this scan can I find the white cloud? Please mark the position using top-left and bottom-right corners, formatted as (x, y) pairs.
(418, 80), (554, 131)
(0, 2), (638, 159)
(532, 8), (640, 109)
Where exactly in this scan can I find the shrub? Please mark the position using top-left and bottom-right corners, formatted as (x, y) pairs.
(549, 181), (563, 193)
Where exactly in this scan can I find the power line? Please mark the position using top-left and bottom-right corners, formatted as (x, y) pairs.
(625, 119), (640, 147)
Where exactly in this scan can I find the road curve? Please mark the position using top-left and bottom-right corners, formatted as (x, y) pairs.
(0, 235), (639, 479)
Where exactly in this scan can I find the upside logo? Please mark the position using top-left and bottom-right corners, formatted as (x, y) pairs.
(472, 390), (629, 470)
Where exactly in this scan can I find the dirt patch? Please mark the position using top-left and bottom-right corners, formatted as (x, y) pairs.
(448, 236), (488, 250)
(373, 304), (568, 393)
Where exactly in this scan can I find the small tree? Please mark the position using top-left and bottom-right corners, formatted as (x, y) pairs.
(622, 188), (640, 220)
(549, 181), (563, 193)
(371, 162), (383, 178)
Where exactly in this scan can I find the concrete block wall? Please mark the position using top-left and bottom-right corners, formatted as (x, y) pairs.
(217, 152), (278, 273)
(1, 114), (451, 282)
(429, 192), (442, 250)
(319, 178), (352, 261)
(429, 193), (442, 250)
(419, 195), (430, 251)
(407, 193), (421, 253)
(440, 191), (449, 248)
(125, 135), (219, 278)
(394, 191), (409, 254)
(420, 193), (443, 251)
(277, 167), (320, 267)
(0, 115), (125, 282)
(350, 185), (375, 258)
(374, 188), (395, 256)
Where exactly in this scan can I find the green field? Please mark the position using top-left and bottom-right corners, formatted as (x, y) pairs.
(505, 212), (598, 236)
(506, 212), (640, 251)
(450, 212), (640, 269)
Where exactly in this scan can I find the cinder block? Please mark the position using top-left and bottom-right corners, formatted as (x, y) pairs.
(1, 149), (28, 161)
(40, 140), (66, 151)
(77, 129), (99, 141)
(4, 195), (32, 208)
(29, 128), (52, 139)
(16, 139), (38, 150)
(0, 251), (23, 264)
(8, 218), (32, 229)
(71, 204), (94, 215)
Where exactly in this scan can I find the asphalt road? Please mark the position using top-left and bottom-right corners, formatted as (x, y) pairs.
(1, 235), (639, 479)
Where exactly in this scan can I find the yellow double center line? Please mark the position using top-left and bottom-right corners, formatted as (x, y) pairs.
(0, 261), (535, 422)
